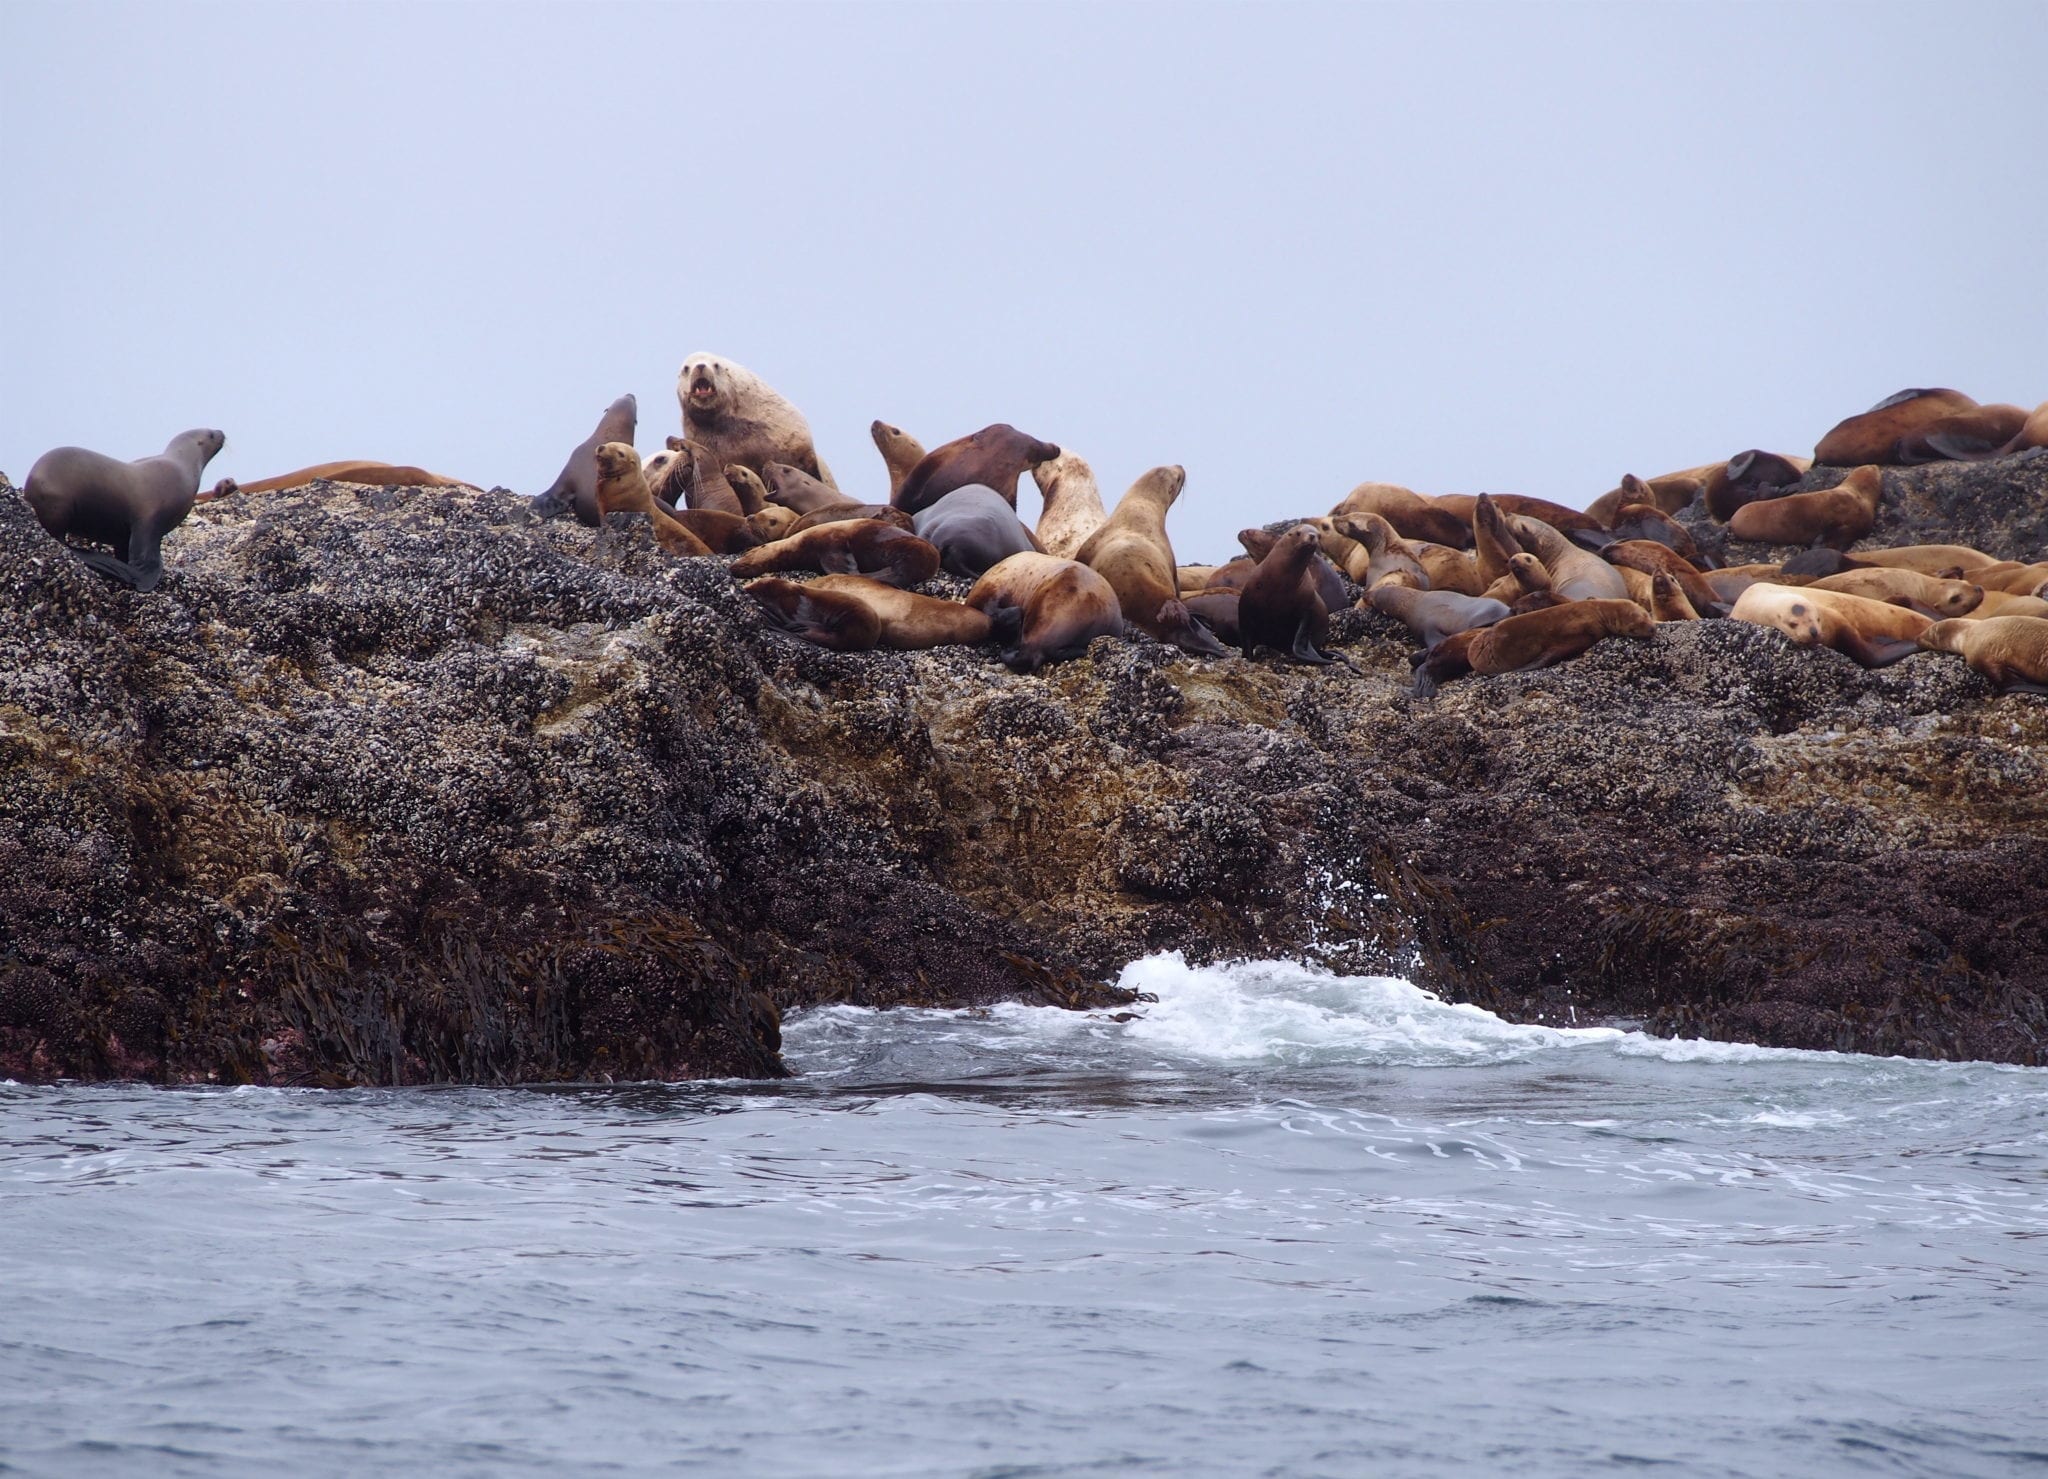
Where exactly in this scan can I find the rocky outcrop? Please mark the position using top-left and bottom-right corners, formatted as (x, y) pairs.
(4, 459), (2046, 1084)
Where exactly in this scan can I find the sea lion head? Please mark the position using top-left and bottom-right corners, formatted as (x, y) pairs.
(171, 429), (228, 465)
(1607, 602), (1657, 638)
(678, 355), (734, 418)
(1933, 581), (1985, 617)
(1130, 464), (1186, 507)
(593, 441), (641, 480)
(1775, 595), (1823, 646)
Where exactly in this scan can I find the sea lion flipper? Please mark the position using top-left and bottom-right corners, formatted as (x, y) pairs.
(72, 548), (150, 590)
(1840, 630), (1921, 669)
(1289, 620), (1335, 665)
(818, 550), (861, 575)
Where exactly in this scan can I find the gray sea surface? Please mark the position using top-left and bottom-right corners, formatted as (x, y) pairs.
(4, 955), (2046, 1478)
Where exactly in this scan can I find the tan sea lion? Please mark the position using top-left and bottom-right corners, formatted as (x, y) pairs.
(1962, 561), (2048, 597)
(789, 503), (916, 534)
(764, 461), (860, 516)
(1896, 404), (2031, 464)
(1330, 481), (1471, 549)
(1808, 567), (1982, 618)
(677, 352), (835, 487)
(743, 578), (883, 651)
(1411, 542), (1487, 597)
(870, 421), (927, 502)
(200, 460), (474, 501)
(894, 424), (1061, 514)
(1729, 582), (1929, 666)
(1966, 591), (2048, 621)
(726, 464), (773, 515)
(534, 392), (636, 526)
(1472, 494), (1527, 587)
(729, 520), (941, 587)
(1586, 473), (1703, 525)
(1702, 450), (1810, 523)
(965, 553), (1124, 673)
(23, 428), (225, 591)
(1998, 401), (2048, 455)
(810, 574), (993, 650)
(1032, 451), (1109, 560)
(1506, 514), (1630, 602)
(1852, 543), (2000, 575)
(1369, 585), (1510, 647)
(1435, 492), (1601, 535)
(1177, 564), (1221, 591)
(1414, 599), (1652, 696)
(668, 509), (762, 554)
(1237, 525), (1339, 664)
(592, 443), (713, 556)
(1073, 465), (1225, 657)
(1602, 541), (1727, 616)
(1504, 552), (1568, 610)
(1917, 616), (2048, 692)
(1726, 466), (1883, 549)
(1328, 513), (1427, 591)
(1813, 388), (1977, 466)
(1650, 572), (1700, 622)
(746, 505), (801, 541)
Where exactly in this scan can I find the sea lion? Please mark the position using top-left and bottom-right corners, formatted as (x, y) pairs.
(764, 461), (860, 516)
(1202, 556), (1259, 593)
(870, 421), (927, 502)
(1649, 572), (1700, 622)
(894, 424), (1061, 514)
(729, 520), (941, 587)
(1503, 552), (1567, 610)
(1413, 599), (1653, 696)
(1073, 465), (1225, 657)
(746, 505), (801, 542)
(1702, 450), (1810, 522)
(1852, 543), (2000, 575)
(809, 574), (993, 650)
(965, 553), (1124, 673)
(1369, 585), (1510, 648)
(1237, 528), (1349, 613)
(1328, 513), (1427, 591)
(1472, 494), (1527, 587)
(591, 443), (713, 556)
(1602, 540), (1727, 616)
(743, 578), (883, 651)
(1813, 388), (1978, 466)
(668, 509), (763, 554)
(789, 503), (915, 534)
(1177, 564), (1222, 591)
(1809, 568), (1983, 618)
(199, 460), (474, 501)
(1701, 563), (1791, 605)
(656, 438), (746, 516)
(1999, 401), (2048, 455)
(913, 484), (1042, 579)
(1726, 465), (1883, 549)
(1586, 472), (1702, 525)
(1330, 481), (1471, 549)
(1032, 451), (1109, 560)
(1184, 588), (1241, 645)
(1602, 504), (1707, 566)
(1506, 514), (1630, 602)
(533, 393), (636, 526)
(1411, 542), (1487, 597)
(23, 428), (225, 591)
(1434, 492), (1601, 536)
(1961, 561), (2048, 597)
(1896, 404), (2031, 464)
(1966, 591), (2048, 621)
(677, 352), (835, 487)
(726, 465), (773, 516)
(1917, 616), (2048, 692)
(1729, 582), (1929, 666)
(1237, 525), (1340, 665)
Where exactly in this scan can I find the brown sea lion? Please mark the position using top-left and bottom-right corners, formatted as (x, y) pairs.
(657, 438), (746, 516)
(1808, 568), (1982, 618)
(1237, 528), (1349, 613)
(1330, 481), (1472, 549)
(1998, 401), (2048, 455)
(965, 553), (1124, 673)
(764, 461), (860, 516)
(1962, 561), (2048, 597)
(1603, 504), (1707, 566)
(1701, 563), (1790, 605)
(534, 392), (636, 526)
(1184, 587), (1242, 645)
(870, 421), (927, 502)
(790, 503), (916, 534)
(729, 520), (940, 587)
(743, 578), (883, 651)
(1073, 465), (1225, 657)
(1852, 543), (2000, 575)
(592, 443), (713, 556)
(677, 352), (835, 487)
(1032, 451), (1109, 560)
(1414, 599), (1652, 696)
(1586, 472), (1703, 526)
(1506, 514), (1630, 602)
(1813, 388), (1977, 466)
(1472, 494), (1527, 587)
(1896, 404), (2031, 464)
(1966, 591), (2048, 621)
(1328, 512), (1427, 591)
(726, 464), (773, 515)
(668, 509), (763, 554)
(1504, 552), (1568, 610)
(1702, 450), (1810, 523)
(1202, 556), (1259, 593)
(810, 574), (993, 650)
(1238, 525), (1340, 665)
(895, 424), (1061, 514)
(201, 460), (474, 501)
(1649, 572), (1700, 622)
(23, 428), (225, 591)
(1730, 582), (1929, 666)
(1369, 585), (1510, 648)
(1411, 542), (1487, 597)
(1917, 616), (2048, 692)
(1602, 541), (1727, 616)
(1434, 492), (1601, 536)
(1726, 465), (1883, 549)
(746, 505), (801, 542)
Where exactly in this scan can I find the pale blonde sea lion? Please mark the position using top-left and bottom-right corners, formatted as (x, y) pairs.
(1918, 616), (2048, 692)
(677, 352), (836, 487)
(1032, 451), (1109, 560)
(1729, 582), (1929, 666)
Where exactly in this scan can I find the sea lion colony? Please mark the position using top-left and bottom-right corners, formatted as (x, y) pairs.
(18, 371), (2048, 692)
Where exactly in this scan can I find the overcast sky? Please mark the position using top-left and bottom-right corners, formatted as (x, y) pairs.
(5, 2), (2045, 561)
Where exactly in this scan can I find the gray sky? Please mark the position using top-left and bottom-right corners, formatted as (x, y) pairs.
(6, 1), (2046, 562)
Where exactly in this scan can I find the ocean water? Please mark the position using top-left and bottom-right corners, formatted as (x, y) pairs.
(4, 955), (2046, 1478)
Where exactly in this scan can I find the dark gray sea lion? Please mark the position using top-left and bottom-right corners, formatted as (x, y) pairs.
(24, 428), (226, 591)
(912, 484), (1042, 578)
(534, 393), (637, 526)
